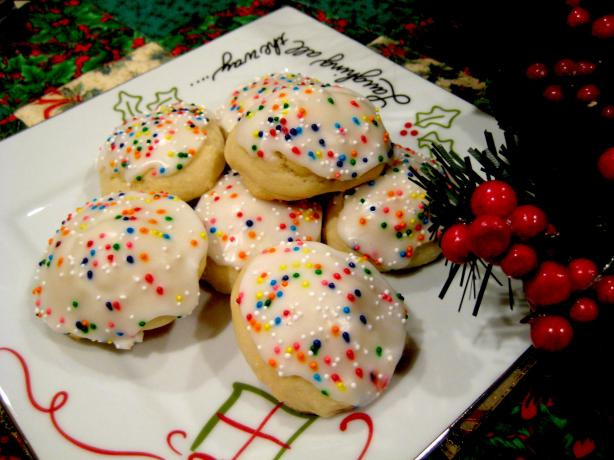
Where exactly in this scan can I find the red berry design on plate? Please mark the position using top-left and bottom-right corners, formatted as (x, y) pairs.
(470, 180), (518, 217)
(568, 258), (598, 290)
(592, 15), (614, 38)
(524, 261), (572, 306)
(468, 215), (511, 260)
(441, 223), (472, 264)
(543, 85), (564, 102)
(576, 84), (600, 102)
(554, 58), (576, 76)
(501, 244), (537, 278)
(597, 147), (614, 180)
(575, 60), (596, 75)
(509, 205), (548, 240)
(526, 63), (548, 79)
(530, 315), (573, 351)
(569, 297), (599, 322)
(567, 7), (591, 28)
(595, 275), (614, 304)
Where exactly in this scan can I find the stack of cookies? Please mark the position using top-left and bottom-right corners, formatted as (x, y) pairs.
(32, 73), (441, 417)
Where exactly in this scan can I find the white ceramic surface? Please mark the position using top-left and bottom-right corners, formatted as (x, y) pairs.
(0, 7), (530, 460)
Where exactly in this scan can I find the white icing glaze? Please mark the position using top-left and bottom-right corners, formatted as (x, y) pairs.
(98, 103), (213, 183)
(217, 72), (321, 133)
(32, 191), (208, 349)
(337, 144), (436, 270)
(195, 171), (322, 270)
(232, 76), (392, 180)
(235, 241), (408, 408)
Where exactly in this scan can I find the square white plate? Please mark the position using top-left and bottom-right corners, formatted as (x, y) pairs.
(0, 7), (530, 459)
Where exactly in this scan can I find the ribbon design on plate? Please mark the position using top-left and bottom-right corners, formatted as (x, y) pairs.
(1, 346), (374, 459)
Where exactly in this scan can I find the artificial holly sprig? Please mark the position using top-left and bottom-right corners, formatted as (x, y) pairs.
(410, 132), (537, 236)
(410, 134), (613, 351)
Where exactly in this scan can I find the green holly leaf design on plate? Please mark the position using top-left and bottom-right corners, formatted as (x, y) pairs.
(415, 105), (461, 129)
(113, 91), (143, 122)
(417, 131), (455, 152)
(146, 87), (181, 112)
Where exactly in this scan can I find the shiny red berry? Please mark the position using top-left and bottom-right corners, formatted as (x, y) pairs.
(543, 85), (564, 102)
(592, 15), (614, 38)
(441, 224), (472, 264)
(567, 7), (591, 27)
(501, 244), (538, 278)
(530, 315), (573, 351)
(468, 215), (511, 260)
(569, 297), (599, 322)
(568, 258), (598, 290)
(576, 84), (600, 102)
(597, 147), (614, 180)
(595, 275), (614, 304)
(526, 63), (548, 79)
(554, 58), (576, 76)
(470, 180), (518, 217)
(576, 60), (597, 75)
(602, 105), (614, 119)
(509, 205), (548, 240)
(524, 261), (572, 306)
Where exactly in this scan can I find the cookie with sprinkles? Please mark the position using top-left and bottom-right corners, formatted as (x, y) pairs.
(217, 72), (322, 134)
(230, 240), (410, 417)
(224, 79), (392, 200)
(324, 144), (441, 271)
(32, 191), (208, 349)
(98, 103), (225, 202)
(195, 171), (323, 294)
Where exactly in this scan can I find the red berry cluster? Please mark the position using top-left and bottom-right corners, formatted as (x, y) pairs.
(440, 180), (613, 352)
(526, 2), (613, 120)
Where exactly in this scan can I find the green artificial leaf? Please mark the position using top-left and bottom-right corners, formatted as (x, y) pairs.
(416, 105), (461, 129)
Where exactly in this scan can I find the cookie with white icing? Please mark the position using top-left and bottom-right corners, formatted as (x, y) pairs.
(230, 241), (409, 417)
(217, 72), (321, 134)
(98, 103), (225, 202)
(32, 191), (208, 349)
(224, 76), (391, 200)
(195, 171), (322, 294)
(324, 144), (441, 271)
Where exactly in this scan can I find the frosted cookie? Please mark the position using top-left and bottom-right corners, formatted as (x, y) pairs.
(32, 191), (208, 350)
(324, 144), (441, 271)
(217, 72), (322, 134)
(224, 79), (392, 200)
(230, 241), (409, 417)
(195, 171), (322, 294)
(98, 103), (225, 202)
